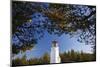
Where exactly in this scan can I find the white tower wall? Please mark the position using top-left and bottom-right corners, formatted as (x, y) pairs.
(50, 41), (61, 63)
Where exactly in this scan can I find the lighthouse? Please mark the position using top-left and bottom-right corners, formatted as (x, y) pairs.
(50, 41), (61, 63)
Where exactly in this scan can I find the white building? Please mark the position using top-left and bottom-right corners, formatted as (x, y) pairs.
(50, 41), (61, 63)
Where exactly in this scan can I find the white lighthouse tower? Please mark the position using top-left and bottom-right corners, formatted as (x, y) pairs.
(50, 41), (61, 63)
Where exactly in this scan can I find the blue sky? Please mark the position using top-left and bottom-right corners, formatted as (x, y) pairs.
(15, 31), (93, 60)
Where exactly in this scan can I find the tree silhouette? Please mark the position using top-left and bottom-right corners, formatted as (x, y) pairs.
(12, 1), (96, 54)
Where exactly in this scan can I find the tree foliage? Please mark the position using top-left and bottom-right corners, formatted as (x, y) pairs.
(60, 50), (95, 63)
(12, 1), (96, 54)
(12, 50), (95, 66)
(12, 52), (50, 66)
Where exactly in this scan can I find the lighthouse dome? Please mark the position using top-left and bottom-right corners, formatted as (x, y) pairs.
(52, 41), (58, 47)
